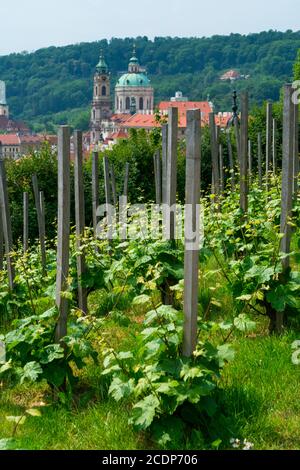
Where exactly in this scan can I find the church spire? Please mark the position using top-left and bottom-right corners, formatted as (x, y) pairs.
(128, 44), (139, 73)
(96, 49), (108, 74)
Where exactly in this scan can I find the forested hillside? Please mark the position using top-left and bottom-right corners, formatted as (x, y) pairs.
(0, 31), (299, 131)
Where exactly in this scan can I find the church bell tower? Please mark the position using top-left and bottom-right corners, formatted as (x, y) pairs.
(90, 51), (112, 145)
(0, 81), (9, 117)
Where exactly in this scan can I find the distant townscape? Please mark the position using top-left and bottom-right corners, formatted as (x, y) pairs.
(0, 48), (234, 159)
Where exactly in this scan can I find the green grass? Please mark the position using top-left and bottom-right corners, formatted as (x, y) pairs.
(219, 331), (300, 450)
(1, 261), (300, 450)
(2, 323), (300, 450)
(0, 388), (148, 450)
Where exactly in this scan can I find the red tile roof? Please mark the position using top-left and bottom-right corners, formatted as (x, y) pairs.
(158, 101), (214, 128)
(0, 134), (20, 145)
(0, 116), (29, 132)
(20, 135), (43, 144)
(111, 113), (131, 124)
(122, 114), (159, 129)
(220, 70), (241, 80)
(158, 101), (213, 114)
(109, 130), (128, 139)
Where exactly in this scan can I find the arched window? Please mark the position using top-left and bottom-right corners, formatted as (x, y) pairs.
(102, 86), (106, 96)
(139, 97), (144, 110)
(126, 97), (130, 110)
(93, 109), (96, 120)
(95, 86), (98, 96)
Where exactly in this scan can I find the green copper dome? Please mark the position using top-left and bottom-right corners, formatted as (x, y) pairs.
(116, 73), (151, 87)
(129, 55), (139, 64)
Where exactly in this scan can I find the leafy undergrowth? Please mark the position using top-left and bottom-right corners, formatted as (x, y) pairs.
(0, 177), (300, 450)
(1, 310), (300, 450)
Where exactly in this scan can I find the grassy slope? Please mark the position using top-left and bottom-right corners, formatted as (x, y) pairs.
(1, 302), (300, 450)
(1, 229), (300, 450)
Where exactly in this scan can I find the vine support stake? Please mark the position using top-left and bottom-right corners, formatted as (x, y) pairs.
(23, 192), (29, 253)
(123, 162), (130, 197)
(226, 131), (235, 191)
(32, 174), (46, 274)
(209, 113), (220, 201)
(248, 139), (252, 187)
(55, 125), (71, 343)
(219, 143), (224, 194)
(74, 130), (88, 315)
(273, 118), (277, 176)
(0, 159), (14, 290)
(266, 101), (273, 191)
(240, 92), (249, 214)
(279, 85), (295, 333)
(92, 150), (99, 237)
(162, 124), (168, 205)
(154, 150), (162, 205)
(293, 101), (299, 196)
(110, 163), (117, 207)
(183, 109), (201, 357)
(165, 107), (178, 241)
(257, 133), (263, 189)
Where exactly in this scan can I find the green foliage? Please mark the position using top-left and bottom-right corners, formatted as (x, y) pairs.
(1, 32), (300, 130)
(204, 179), (300, 331)
(0, 308), (98, 394)
(294, 49), (300, 81)
(102, 303), (234, 446)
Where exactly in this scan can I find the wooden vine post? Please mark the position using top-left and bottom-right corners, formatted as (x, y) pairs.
(123, 162), (130, 197)
(209, 113), (220, 199)
(0, 159), (14, 289)
(227, 132), (235, 191)
(110, 164), (117, 207)
(55, 126), (71, 343)
(39, 191), (46, 248)
(183, 109), (201, 357)
(219, 144), (224, 194)
(165, 107), (178, 241)
(273, 118), (277, 175)
(293, 101), (299, 196)
(162, 124), (168, 205)
(23, 192), (29, 253)
(239, 92), (249, 213)
(257, 133), (263, 189)
(248, 140), (252, 187)
(281, 85), (294, 269)
(32, 174), (46, 273)
(154, 150), (162, 205)
(74, 130), (87, 315)
(266, 101), (273, 190)
(92, 151), (99, 237)
(279, 85), (295, 333)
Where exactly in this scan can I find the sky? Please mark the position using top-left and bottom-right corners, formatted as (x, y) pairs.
(0, 0), (299, 56)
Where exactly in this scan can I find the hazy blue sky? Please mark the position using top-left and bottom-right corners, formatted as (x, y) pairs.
(0, 0), (299, 55)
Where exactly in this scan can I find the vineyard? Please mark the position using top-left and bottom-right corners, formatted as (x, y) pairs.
(0, 85), (300, 451)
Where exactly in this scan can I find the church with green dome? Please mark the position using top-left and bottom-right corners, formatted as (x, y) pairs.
(90, 47), (154, 145)
(115, 48), (154, 115)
